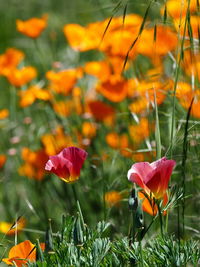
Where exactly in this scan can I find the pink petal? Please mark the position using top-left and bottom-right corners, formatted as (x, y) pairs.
(61, 147), (88, 177)
(128, 162), (153, 183)
(146, 158), (176, 198)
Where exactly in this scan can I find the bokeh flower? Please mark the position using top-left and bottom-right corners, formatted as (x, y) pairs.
(127, 157), (176, 199)
(0, 217), (26, 236)
(45, 146), (88, 183)
(105, 191), (122, 207)
(16, 15), (48, 38)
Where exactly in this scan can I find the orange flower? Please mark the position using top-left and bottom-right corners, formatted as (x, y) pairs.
(0, 48), (24, 76)
(0, 154), (7, 168)
(84, 61), (111, 81)
(0, 217), (26, 236)
(106, 132), (132, 157)
(87, 100), (115, 124)
(64, 14), (142, 54)
(46, 68), (82, 95)
(173, 15), (200, 39)
(129, 80), (171, 114)
(5, 66), (37, 87)
(19, 85), (51, 107)
(2, 240), (36, 266)
(137, 26), (177, 58)
(96, 75), (128, 102)
(16, 15), (48, 38)
(82, 122), (97, 138)
(63, 23), (101, 51)
(52, 100), (71, 117)
(18, 148), (49, 180)
(129, 118), (153, 145)
(161, 0), (197, 19)
(182, 50), (200, 80)
(41, 127), (73, 156)
(105, 191), (122, 207)
(176, 82), (200, 118)
(0, 109), (9, 119)
(138, 191), (168, 216)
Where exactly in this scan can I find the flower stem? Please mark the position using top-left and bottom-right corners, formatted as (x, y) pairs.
(157, 201), (163, 237)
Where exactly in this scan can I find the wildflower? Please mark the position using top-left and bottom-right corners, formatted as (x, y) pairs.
(96, 75), (128, 103)
(87, 100), (115, 124)
(0, 48), (24, 76)
(2, 240), (36, 266)
(82, 121), (97, 139)
(129, 118), (152, 145)
(161, 0), (197, 19)
(45, 146), (88, 183)
(137, 26), (177, 58)
(127, 157), (176, 199)
(41, 127), (73, 156)
(0, 155), (7, 168)
(19, 85), (51, 107)
(16, 15), (48, 38)
(105, 191), (122, 207)
(46, 68), (82, 95)
(0, 217), (26, 236)
(5, 66), (37, 87)
(18, 148), (49, 180)
(138, 191), (168, 216)
(0, 109), (9, 120)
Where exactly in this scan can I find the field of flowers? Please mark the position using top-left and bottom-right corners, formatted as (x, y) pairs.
(0, 0), (200, 266)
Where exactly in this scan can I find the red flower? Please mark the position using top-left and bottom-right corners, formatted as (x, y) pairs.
(45, 147), (87, 183)
(127, 157), (176, 199)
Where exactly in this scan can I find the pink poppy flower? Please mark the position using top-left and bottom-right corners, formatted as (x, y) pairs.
(45, 146), (88, 183)
(127, 157), (176, 199)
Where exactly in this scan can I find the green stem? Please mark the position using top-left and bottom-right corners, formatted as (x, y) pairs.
(157, 202), (163, 237)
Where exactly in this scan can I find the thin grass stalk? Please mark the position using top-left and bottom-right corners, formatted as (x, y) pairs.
(181, 97), (194, 237)
(154, 86), (161, 160)
(170, 0), (191, 159)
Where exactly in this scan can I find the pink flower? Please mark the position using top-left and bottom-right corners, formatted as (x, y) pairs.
(45, 147), (88, 183)
(127, 157), (176, 199)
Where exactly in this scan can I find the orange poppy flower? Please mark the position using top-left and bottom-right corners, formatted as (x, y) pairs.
(137, 26), (177, 58)
(5, 66), (37, 87)
(105, 191), (122, 207)
(0, 109), (9, 120)
(138, 191), (168, 216)
(63, 23), (101, 52)
(16, 14), (48, 38)
(64, 14), (142, 54)
(182, 50), (200, 80)
(46, 68), (82, 95)
(19, 85), (51, 107)
(129, 118), (153, 145)
(0, 154), (7, 168)
(2, 240), (36, 266)
(18, 148), (49, 180)
(0, 217), (26, 236)
(106, 132), (132, 157)
(0, 48), (24, 76)
(86, 100), (115, 124)
(52, 100), (72, 117)
(84, 61), (111, 81)
(176, 82), (200, 119)
(41, 127), (73, 156)
(82, 121), (97, 139)
(161, 0), (197, 19)
(96, 75), (128, 103)
(173, 15), (200, 39)
(72, 87), (83, 115)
